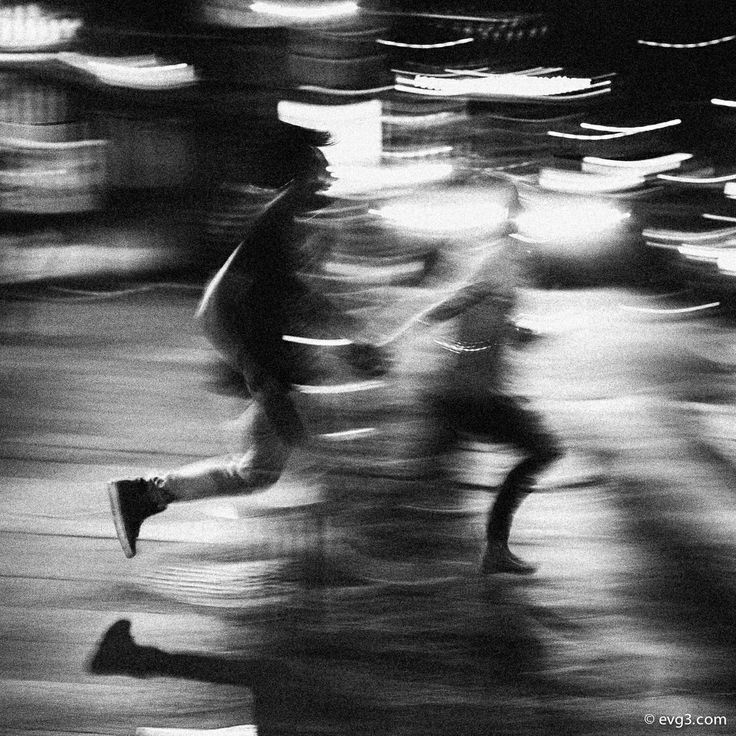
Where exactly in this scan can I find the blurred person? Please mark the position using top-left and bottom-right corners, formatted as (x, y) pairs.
(106, 121), (387, 559)
(409, 189), (563, 575)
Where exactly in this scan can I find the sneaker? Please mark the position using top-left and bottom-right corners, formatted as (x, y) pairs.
(107, 478), (165, 558)
(481, 542), (537, 575)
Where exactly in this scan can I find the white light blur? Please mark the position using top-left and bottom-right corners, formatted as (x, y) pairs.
(678, 244), (730, 262)
(712, 98), (736, 108)
(620, 301), (720, 315)
(282, 334), (352, 346)
(658, 172), (736, 184)
(382, 145), (454, 159)
(726, 182), (736, 199)
(582, 152), (692, 176)
(371, 198), (508, 234)
(294, 380), (385, 394)
(703, 213), (736, 223)
(548, 129), (627, 140)
(717, 251), (736, 274)
(395, 72), (605, 98)
(538, 168), (645, 193)
(59, 52), (197, 88)
(250, 1), (359, 19)
(325, 162), (455, 196)
(319, 427), (377, 440)
(642, 225), (736, 243)
(637, 35), (736, 49)
(515, 200), (630, 242)
(580, 119), (681, 133)
(377, 37), (474, 49)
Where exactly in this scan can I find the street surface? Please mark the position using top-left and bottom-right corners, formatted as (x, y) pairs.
(1, 278), (735, 735)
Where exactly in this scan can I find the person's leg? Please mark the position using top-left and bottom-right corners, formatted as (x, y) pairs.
(159, 400), (288, 501)
(482, 396), (562, 574)
(107, 400), (287, 558)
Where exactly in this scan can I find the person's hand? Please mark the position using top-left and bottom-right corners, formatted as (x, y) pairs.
(346, 342), (391, 377)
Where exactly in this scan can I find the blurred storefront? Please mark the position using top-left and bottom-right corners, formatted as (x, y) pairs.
(1, 0), (736, 293)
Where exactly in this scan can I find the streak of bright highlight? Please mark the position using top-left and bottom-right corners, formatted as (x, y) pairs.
(637, 34), (736, 49)
(371, 199), (508, 234)
(325, 162), (455, 196)
(250, 1), (358, 19)
(579, 119), (681, 133)
(515, 201), (630, 242)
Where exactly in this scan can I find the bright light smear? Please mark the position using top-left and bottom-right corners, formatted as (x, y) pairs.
(582, 152), (692, 176)
(703, 213), (736, 223)
(717, 251), (736, 274)
(580, 119), (681, 133)
(642, 225), (736, 243)
(515, 200), (630, 242)
(712, 98), (736, 108)
(377, 37), (474, 49)
(251, 1), (358, 19)
(395, 72), (607, 99)
(538, 168), (645, 193)
(325, 162), (455, 197)
(371, 196), (508, 234)
(283, 334), (352, 346)
(658, 172), (736, 185)
(548, 130), (627, 140)
(637, 34), (736, 49)
(678, 244), (731, 262)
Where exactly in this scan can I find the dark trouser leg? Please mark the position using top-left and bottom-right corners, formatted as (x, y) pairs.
(487, 418), (561, 569)
(450, 395), (561, 573)
(252, 382), (306, 449)
(241, 348), (306, 449)
(487, 455), (545, 544)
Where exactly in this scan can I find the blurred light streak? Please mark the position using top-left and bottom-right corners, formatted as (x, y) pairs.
(318, 427), (377, 439)
(658, 172), (736, 184)
(370, 199), (508, 233)
(325, 161), (455, 195)
(548, 129), (627, 140)
(395, 72), (604, 98)
(58, 53), (197, 88)
(619, 301), (720, 315)
(678, 244), (734, 262)
(377, 37), (474, 49)
(282, 335), (352, 346)
(712, 98), (736, 108)
(717, 251), (736, 273)
(582, 153), (691, 176)
(293, 380), (385, 393)
(250, 1), (359, 19)
(723, 182), (736, 198)
(0, 4), (82, 50)
(642, 225), (736, 243)
(382, 146), (454, 159)
(444, 66), (564, 76)
(637, 35), (736, 49)
(703, 213), (736, 222)
(515, 200), (630, 241)
(580, 119), (681, 133)
(538, 168), (644, 193)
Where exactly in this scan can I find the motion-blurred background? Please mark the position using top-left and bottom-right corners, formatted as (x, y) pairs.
(3, 3), (736, 736)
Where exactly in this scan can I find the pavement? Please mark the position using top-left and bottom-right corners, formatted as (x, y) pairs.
(2, 243), (736, 735)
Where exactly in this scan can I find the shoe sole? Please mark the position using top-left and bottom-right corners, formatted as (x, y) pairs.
(107, 481), (135, 558)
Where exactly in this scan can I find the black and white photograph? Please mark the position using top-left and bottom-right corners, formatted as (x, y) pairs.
(1, 1), (735, 735)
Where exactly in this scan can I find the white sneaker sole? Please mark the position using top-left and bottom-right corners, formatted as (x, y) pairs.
(107, 481), (135, 558)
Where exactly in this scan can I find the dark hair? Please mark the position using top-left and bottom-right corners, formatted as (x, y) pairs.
(243, 122), (332, 188)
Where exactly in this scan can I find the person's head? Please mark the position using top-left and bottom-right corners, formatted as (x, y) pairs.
(240, 122), (332, 191)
